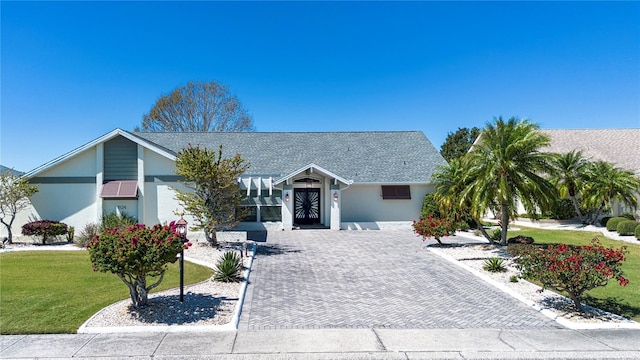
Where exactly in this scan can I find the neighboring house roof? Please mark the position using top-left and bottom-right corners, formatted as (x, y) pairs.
(0, 165), (22, 175)
(540, 129), (640, 174)
(134, 131), (446, 184)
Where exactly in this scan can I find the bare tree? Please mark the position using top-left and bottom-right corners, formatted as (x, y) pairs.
(0, 171), (38, 243)
(137, 81), (255, 132)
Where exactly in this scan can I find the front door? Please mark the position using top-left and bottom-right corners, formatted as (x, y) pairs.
(294, 188), (320, 225)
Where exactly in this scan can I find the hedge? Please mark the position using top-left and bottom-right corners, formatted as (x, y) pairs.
(617, 220), (640, 236)
(606, 217), (627, 232)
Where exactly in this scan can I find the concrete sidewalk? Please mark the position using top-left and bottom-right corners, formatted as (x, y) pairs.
(2, 328), (640, 359)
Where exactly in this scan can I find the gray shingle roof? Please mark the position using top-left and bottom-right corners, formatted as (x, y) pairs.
(0, 165), (22, 175)
(540, 129), (640, 174)
(132, 131), (446, 184)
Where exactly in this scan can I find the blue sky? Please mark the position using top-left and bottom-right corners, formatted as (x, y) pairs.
(2, 1), (639, 172)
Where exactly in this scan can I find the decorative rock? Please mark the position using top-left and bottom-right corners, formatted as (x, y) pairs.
(507, 235), (534, 245)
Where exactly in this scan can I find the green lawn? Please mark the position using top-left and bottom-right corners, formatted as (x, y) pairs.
(0, 251), (213, 334)
(507, 226), (640, 321)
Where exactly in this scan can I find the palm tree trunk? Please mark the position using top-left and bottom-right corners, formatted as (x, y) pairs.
(500, 205), (509, 246)
(589, 203), (606, 225)
(570, 196), (584, 223)
(474, 218), (494, 244)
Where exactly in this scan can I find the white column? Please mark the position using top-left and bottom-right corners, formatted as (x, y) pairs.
(96, 143), (104, 222)
(330, 187), (341, 230)
(137, 144), (145, 224)
(282, 185), (293, 230)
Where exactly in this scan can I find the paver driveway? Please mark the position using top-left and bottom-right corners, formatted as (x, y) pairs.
(238, 230), (560, 330)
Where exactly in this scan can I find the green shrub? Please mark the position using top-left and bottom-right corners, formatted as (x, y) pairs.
(620, 213), (637, 221)
(508, 239), (628, 312)
(606, 217), (627, 231)
(66, 226), (75, 243)
(457, 221), (470, 232)
(549, 198), (577, 220)
(21, 220), (68, 245)
(420, 193), (441, 219)
(490, 228), (502, 241)
(101, 212), (136, 232)
(76, 222), (99, 247)
(509, 275), (519, 283)
(483, 257), (507, 272)
(213, 251), (244, 282)
(617, 220), (640, 236)
(635, 224), (640, 240)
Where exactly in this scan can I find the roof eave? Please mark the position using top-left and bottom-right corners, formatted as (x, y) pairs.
(24, 128), (176, 178)
(274, 163), (353, 186)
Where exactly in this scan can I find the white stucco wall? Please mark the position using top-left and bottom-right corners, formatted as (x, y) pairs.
(4, 148), (100, 241)
(103, 199), (138, 221)
(37, 148), (97, 177)
(143, 182), (188, 226)
(144, 150), (176, 175)
(341, 184), (432, 223)
(6, 183), (98, 241)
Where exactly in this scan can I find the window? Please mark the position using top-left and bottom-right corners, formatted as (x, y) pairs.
(381, 185), (411, 200)
(240, 189), (283, 222)
(241, 207), (257, 222)
(261, 206), (282, 222)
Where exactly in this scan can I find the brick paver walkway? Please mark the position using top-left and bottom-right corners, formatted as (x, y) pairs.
(238, 230), (560, 330)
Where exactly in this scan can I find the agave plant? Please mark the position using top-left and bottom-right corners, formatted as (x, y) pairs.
(483, 257), (507, 273)
(213, 251), (244, 282)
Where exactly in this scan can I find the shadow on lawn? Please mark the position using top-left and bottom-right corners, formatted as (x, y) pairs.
(126, 293), (238, 325)
(583, 295), (640, 321)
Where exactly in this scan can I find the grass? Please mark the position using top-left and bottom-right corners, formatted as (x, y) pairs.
(507, 226), (640, 321)
(0, 251), (213, 334)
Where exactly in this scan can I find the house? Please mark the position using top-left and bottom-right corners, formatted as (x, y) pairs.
(0, 165), (23, 176)
(5, 129), (446, 240)
(540, 129), (640, 176)
(540, 128), (640, 217)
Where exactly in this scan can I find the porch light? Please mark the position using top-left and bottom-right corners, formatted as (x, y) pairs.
(176, 217), (188, 238)
(285, 193), (290, 202)
(333, 191), (339, 201)
(175, 217), (188, 303)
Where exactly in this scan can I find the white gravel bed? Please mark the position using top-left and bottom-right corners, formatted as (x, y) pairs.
(430, 244), (637, 327)
(81, 241), (250, 330)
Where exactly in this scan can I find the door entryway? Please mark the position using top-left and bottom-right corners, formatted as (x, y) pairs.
(294, 188), (320, 225)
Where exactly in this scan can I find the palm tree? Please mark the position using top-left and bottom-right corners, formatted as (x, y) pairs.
(582, 161), (640, 224)
(464, 117), (557, 245)
(431, 157), (494, 243)
(549, 150), (590, 223)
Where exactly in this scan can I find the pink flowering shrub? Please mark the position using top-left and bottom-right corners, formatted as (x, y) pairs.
(509, 238), (628, 312)
(87, 222), (192, 308)
(22, 220), (68, 245)
(412, 216), (456, 245)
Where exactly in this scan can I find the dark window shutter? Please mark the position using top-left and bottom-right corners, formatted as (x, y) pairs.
(381, 185), (411, 200)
